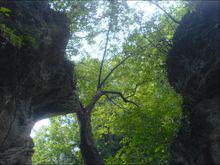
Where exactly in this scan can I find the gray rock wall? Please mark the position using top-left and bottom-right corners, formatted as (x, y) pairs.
(0, 1), (80, 164)
(167, 1), (220, 164)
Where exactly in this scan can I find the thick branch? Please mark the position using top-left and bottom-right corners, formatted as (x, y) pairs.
(151, 1), (180, 24)
(85, 88), (139, 114)
(84, 91), (104, 113)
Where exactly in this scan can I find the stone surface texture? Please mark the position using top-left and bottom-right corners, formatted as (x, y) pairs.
(0, 1), (79, 164)
(167, 1), (220, 165)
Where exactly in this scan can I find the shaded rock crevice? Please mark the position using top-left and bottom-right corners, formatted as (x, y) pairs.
(167, 1), (220, 164)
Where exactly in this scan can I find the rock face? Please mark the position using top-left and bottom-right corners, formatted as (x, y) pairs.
(167, 1), (220, 164)
(0, 1), (79, 164)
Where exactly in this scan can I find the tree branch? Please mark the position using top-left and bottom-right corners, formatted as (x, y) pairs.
(143, 34), (168, 56)
(106, 95), (129, 112)
(102, 90), (139, 107)
(99, 53), (133, 88)
(126, 80), (148, 99)
(85, 88), (140, 114)
(151, 1), (180, 24)
(84, 90), (104, 113)
(97, 27), (111, 90)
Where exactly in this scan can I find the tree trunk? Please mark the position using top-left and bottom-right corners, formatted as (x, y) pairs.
(77, 111), (103, 165)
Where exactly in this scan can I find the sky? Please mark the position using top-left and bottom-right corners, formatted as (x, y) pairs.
(31, 1), (177, 138)
(70, 1), (159, 61)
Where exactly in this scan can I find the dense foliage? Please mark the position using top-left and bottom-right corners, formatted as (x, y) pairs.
(32, 1), (190, 164)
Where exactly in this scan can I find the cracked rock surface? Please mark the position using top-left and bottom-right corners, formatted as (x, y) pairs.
(167, 1), (220, 164)
(0, 1), (79, 164)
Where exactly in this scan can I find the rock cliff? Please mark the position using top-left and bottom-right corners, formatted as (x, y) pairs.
(167, 1), (220, 164)
(0, 1), (79, 164)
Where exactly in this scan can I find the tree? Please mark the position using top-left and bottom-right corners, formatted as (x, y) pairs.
(33, 1), (189, 164)
(33, 115), (82, 164)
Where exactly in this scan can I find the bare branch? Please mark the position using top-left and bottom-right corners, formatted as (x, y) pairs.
(151, 1), (180, 24)
(99, 53), (133, 88)
(102, 90), (139, 107)
(97, 27), (111, 90)
(84, 79), (143, 114)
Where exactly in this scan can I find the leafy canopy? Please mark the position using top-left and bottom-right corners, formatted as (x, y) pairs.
(32, 1), (189, 164)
